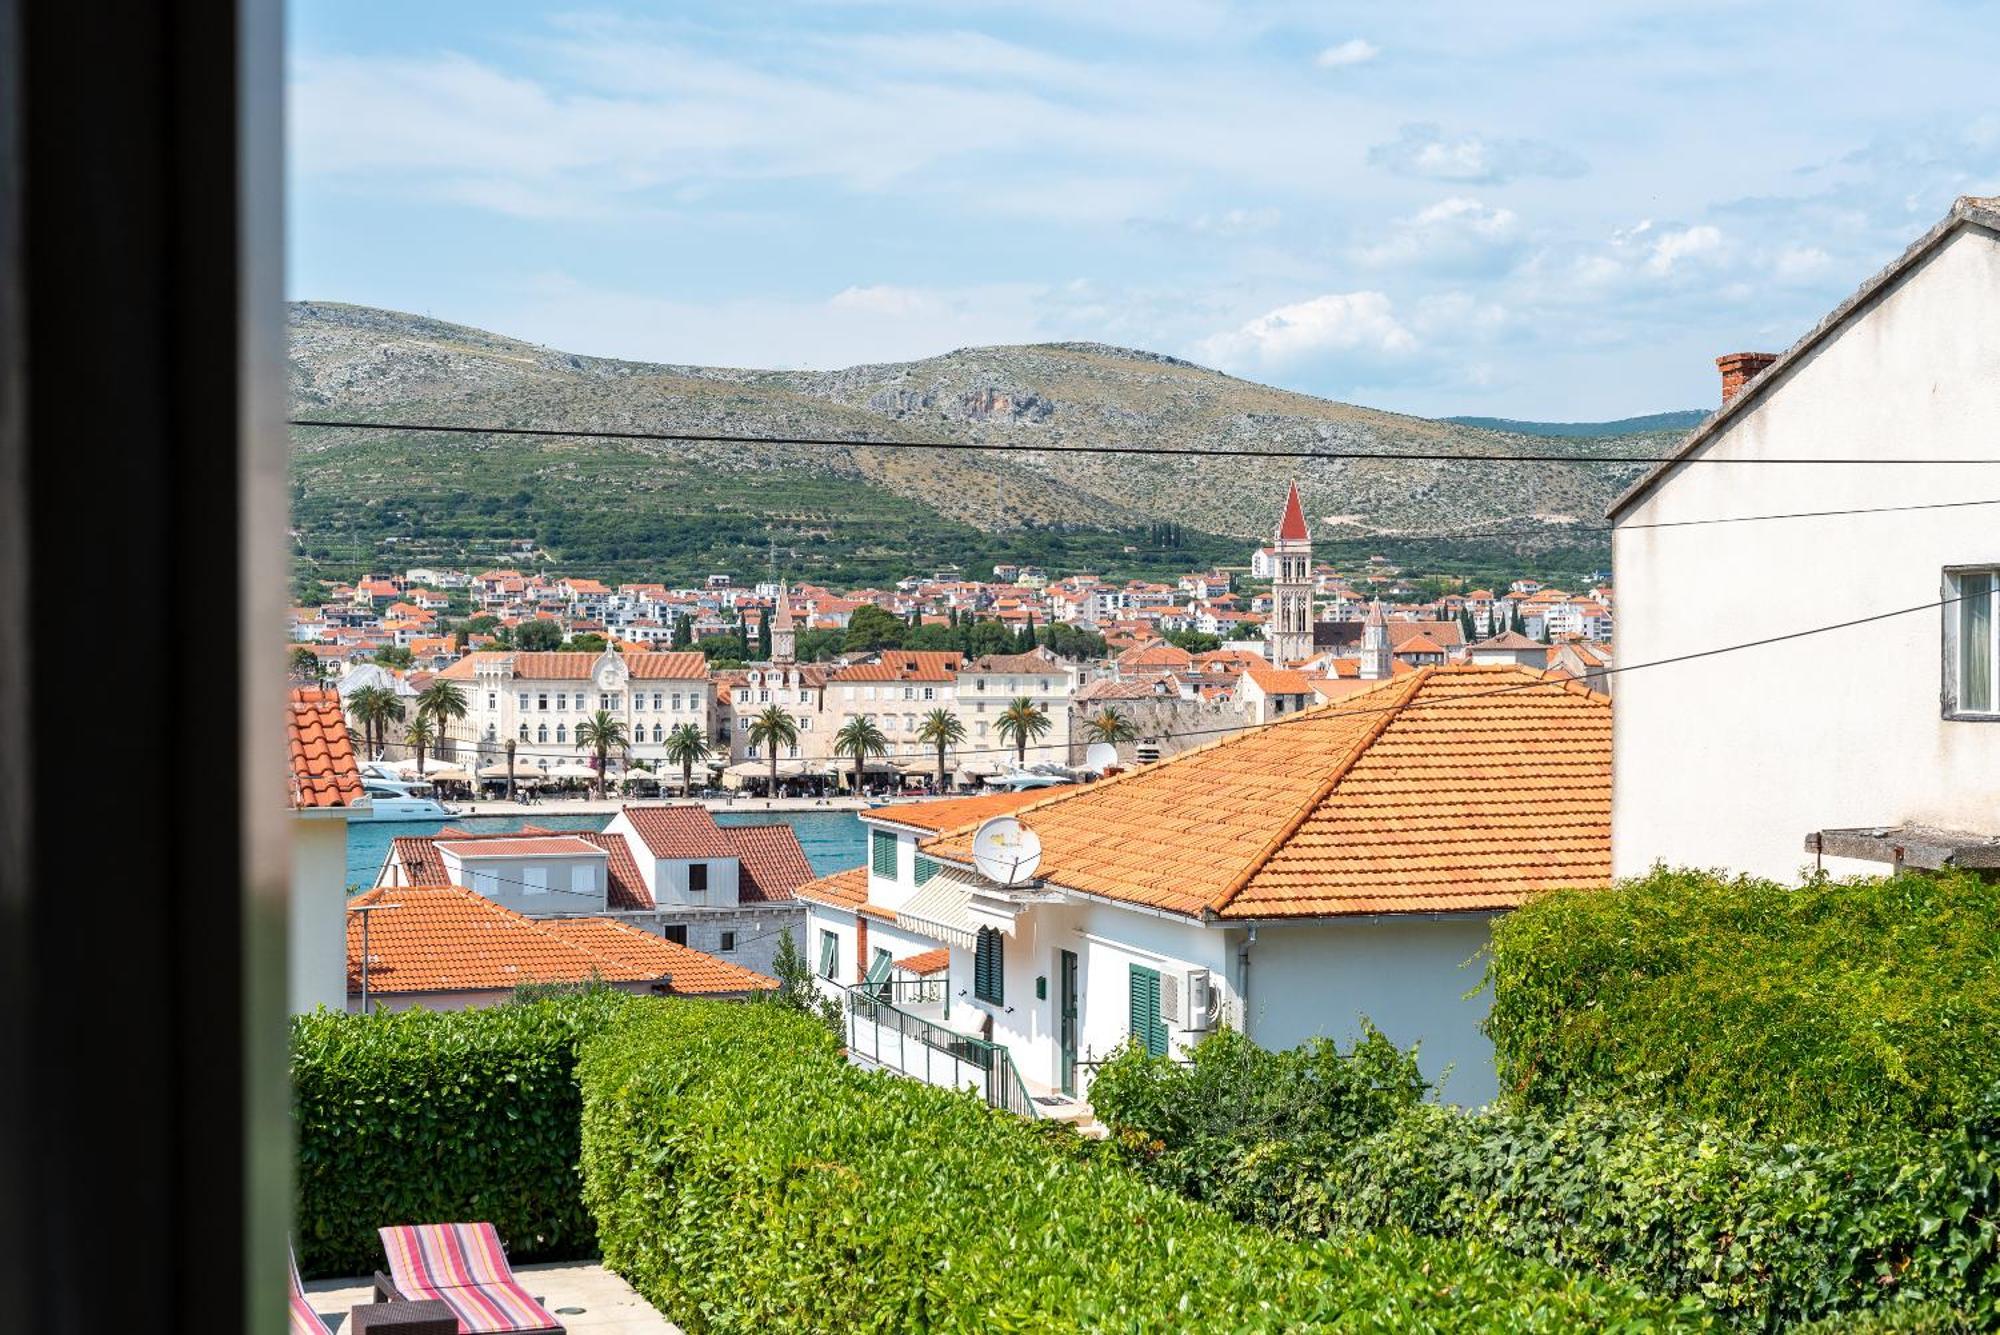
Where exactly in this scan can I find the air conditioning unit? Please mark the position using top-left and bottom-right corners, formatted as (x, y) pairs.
(1184, 968), (1217, 1031)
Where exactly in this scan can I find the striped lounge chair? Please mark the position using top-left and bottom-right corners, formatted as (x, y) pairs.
(375, 1222), (565, 1334)
(289, 1248), (331, 1334)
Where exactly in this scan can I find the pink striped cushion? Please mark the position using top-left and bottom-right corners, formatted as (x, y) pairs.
(288, 1248), (327, 1335)
(379, 1223), (560, 1334)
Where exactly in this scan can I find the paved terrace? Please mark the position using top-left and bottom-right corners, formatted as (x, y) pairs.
(304, 1262), (682, 1334)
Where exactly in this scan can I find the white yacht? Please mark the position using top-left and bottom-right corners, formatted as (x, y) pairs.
(353, 777), (457, 822)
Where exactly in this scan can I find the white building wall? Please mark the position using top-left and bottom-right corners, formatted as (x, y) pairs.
(1613, 223), (2000, 882)
(289, 813), (350, 1014)
(1245, 916), (1497, 1107)
(445, 852), (607, 916)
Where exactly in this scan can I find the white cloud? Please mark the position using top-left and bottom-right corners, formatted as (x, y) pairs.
(1356, 197), (1519, 268)
(1367, 122), (1586, 184)
(1316, 39), (1380, 68)
(1772, 244), (1832, 279)
(1644, 224), (1724, 274)
(1197, 291), (1416, 370)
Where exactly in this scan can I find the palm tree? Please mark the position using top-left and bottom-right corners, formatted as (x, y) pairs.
(915, 708), (966, 792)
(833, 715), (890, 796)
(504, 736), (518, 803)
(416, 679), (468, 765)
(574, 709), (630, 800)
(747, 705), (799, 797)
(346, 685), (403, 759)
(403, 714), (436, 782)
(995, 695), (1052, 765)
(1081, 707), (1138, 747)
(664, 722), (711, 798)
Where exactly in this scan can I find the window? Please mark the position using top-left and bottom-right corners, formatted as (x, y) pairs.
(871, 830), (897, 877)
(517, 723), (528, 741)
(689, 863), (709, 894)
(973, 928), (1004, 1005)
(1129, 964), (1167, 1056)
(570, 864), (594, 896)
(556, 692), (567, 711)
(486, 692), (496, 711)
(922, 687), (935, 701)
(537, 693), (548, 711)
(518, 693), (529, 711)
(865, 947), (894, 1000)
(915, 855), (940, 886)
(653, 692), (663, 710)
(555, 724), (568, 743)
(536, 724), (548, 743)
(472, 868), (499, 898)
(652, 723), (663, 743)
(1948, 567), (1999, 716)
(818, 929), (839, 980)
(719, 931), (736, 953)
(523, 866), (549, 896)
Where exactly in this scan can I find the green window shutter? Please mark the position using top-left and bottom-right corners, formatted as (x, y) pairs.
(818, 930), (838, 979)
(871, 830), (898, 877)
(865, 948), (893, 986)
(974, 928), (1004, 1005)
(1129, 965), (1165, 1056)
(914, 855), (939, 886)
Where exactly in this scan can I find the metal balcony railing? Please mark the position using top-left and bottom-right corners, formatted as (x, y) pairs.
(844, 987), (1035, 1119)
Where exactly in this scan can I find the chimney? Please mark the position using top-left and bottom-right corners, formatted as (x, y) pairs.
(1716, 351), (1777, 406)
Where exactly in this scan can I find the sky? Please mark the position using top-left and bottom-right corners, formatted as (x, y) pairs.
(288, 1), (2000, 420)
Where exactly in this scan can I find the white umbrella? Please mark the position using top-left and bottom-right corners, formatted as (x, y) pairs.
(551, 761), (599, 779)
(399, 757), (454, 775)
(477, 761), (540, 779)
(430, 767), (475, 783)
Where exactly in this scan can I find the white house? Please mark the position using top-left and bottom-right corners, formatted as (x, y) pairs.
(800, 664), (1612, 1110)
(1612, 193), (2000, 882)
(287, 687), (362, 1014)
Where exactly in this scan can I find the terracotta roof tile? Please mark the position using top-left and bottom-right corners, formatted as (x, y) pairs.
(797, 865), (867, 909)
(922, 666), (1609, 920)
(728, 824), (814, 904)
(620, 805), (739, 859)
(288, 687), (363, 809)
(386, 827), (655, 910)
(867, 788), (1075, 836)
(346, 885), (658, 995)
(536, 917), (776, 994)
(896, 947), (950, 976)
(434, 836), (603, 858)
(436, 650), (707, 682)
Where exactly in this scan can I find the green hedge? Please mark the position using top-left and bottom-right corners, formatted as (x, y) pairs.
(576, 999), (1687, 1332)
(1486, 867), (2000, 1138)
(1093, 1035), (2000, 1328)
(291, 993), (627, 1276)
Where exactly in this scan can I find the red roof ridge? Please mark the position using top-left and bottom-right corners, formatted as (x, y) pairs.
(1201, 668), (1427, 918)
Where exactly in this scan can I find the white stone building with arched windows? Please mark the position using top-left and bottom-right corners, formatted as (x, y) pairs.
(434, 649), (713, 776)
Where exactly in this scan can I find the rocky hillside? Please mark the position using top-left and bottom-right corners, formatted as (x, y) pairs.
(288, 302), (1666, 581)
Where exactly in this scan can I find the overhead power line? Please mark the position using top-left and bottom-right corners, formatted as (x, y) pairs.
(287, 416), (2000, 466)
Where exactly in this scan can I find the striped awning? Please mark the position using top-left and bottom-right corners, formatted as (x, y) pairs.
(895, 868), (983, 951)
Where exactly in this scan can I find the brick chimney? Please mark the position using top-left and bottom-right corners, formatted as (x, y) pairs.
(1716, 351), (1777, 406)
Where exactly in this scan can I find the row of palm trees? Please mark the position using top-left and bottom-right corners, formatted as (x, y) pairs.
(741, 696), (1137, 795)
(347, 683), (1142, 800)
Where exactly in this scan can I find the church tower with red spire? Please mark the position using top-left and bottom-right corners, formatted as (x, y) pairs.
(1267, 482), (1314, 663)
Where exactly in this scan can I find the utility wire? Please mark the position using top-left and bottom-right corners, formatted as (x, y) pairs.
(288, 416), (2000, 466)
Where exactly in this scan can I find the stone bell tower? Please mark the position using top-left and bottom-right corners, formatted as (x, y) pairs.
(1266, 482), (1314, 664)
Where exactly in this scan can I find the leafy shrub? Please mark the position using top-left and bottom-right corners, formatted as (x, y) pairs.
(576, 998), (1685, 1332)
(1086, 1024), (1425, 1214)
(1486, 867), (2000, 1138)
(1316, 1099), (2000, 1328)
(291, 993), (627, 1276)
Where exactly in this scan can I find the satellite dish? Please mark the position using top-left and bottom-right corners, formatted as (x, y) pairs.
(972, 816), (1043, 886)
(1084, 742), (1118, 772)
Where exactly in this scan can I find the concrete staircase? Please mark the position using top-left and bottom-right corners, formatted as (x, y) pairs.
(1026, 1087), (1110, 1140)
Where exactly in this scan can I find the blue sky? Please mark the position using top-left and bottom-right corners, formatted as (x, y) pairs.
(289, 1), (2000, 419)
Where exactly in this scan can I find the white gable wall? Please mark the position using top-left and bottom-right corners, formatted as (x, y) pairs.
(1613, 221), (2000, 881)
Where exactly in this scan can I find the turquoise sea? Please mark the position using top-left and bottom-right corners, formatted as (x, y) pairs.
(342, 807), (867, 893)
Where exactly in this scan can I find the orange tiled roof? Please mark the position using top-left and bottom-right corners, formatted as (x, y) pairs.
(536, 917), (776, 994)
(346, 884), (658, 995)
(923, 665), (1609, 920)
(620, 805), (741, 859)
(435, 650), (707, 681)
(287, 687), (363, 809)
(797, 865), (867, 909)
(617, 806), (811, 903)
(386, 827), (654, 910)
(866, 788), (1076, 835)
(896, 947), (950, 976)
(434, 836), (604, 858)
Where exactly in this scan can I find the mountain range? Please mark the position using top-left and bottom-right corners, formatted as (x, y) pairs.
(288, 302), (1685, 586)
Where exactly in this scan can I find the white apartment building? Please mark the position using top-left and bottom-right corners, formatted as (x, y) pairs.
(956, 647), (1076, 772)
(437, 649), (713, 772)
